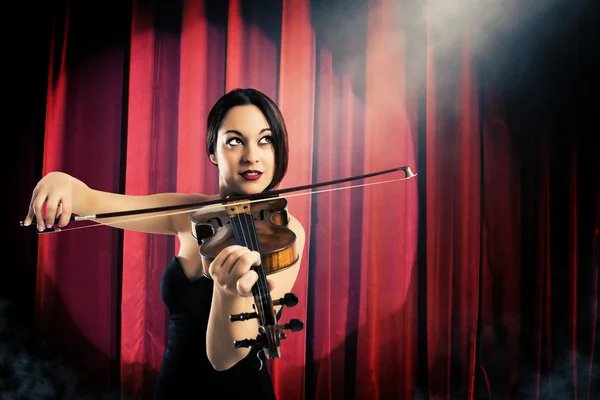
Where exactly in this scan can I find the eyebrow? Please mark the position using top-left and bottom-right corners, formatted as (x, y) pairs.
(223, 128), (271, 136)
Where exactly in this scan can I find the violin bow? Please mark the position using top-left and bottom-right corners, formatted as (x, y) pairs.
(20, 165), (416, 233)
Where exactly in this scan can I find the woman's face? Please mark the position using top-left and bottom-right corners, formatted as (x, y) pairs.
(210, 105), (275, 196)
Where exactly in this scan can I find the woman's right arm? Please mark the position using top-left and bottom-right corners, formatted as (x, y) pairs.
(23, 171), (207, 235)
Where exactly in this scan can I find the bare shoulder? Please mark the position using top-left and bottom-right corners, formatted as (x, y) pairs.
(287, 213), (306, 252)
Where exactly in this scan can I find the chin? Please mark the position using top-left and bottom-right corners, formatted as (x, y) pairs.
(231, 181), (267, 195)
(244, 182), (269, 194)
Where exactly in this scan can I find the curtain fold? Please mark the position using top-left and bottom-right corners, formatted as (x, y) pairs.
(120, 0), (177, 395)
(24, 0), (598, 399)
(272, 1), (315, 398)
(425, 23), (482, 398)
(478, 73), (522, 398)
(357, 0), (419, 398)
(35, 0), (127, 390)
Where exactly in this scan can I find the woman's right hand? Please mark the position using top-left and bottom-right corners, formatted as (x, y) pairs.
(23, 171), (77, 231)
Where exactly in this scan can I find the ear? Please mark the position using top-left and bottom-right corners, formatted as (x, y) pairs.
(209, 153), (218, 166)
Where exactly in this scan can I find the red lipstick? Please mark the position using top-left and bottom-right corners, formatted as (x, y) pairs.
(240, 170), (263, 181)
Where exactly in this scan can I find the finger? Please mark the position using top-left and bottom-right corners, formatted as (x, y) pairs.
(208, 245), (246, 279)
(31, 192), (47, 231)
(266, 277), (276, 292)
(212, 245), (245, 267)
(23, 187), (40, 226)
(229, 250), (261, 279)
(224, 247), (254, 276)
(57, 199), (72, 228)
(55, 203), (62, 225)
(44, 193), (61, 228)
(232, 251), (262, 296)
(236, 270), (259, 297)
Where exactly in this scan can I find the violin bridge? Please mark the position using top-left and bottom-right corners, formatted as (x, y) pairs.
(225, 200), (252, 217)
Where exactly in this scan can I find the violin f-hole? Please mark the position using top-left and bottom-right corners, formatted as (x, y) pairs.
(207, 217), (224, 227)
(270, 210), (288, 226)
(258, 209), (289, 226)
(194, 223), (215, 244)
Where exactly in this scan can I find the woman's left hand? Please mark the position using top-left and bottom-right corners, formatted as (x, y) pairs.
(208, 245), (275, 298)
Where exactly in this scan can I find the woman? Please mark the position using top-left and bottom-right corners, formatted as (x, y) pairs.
(22, 88), (306, 399)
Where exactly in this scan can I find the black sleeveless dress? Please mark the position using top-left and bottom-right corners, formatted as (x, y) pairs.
(154, 257), (278, 399)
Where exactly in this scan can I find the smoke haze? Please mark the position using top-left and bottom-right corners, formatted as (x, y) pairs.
(0, 300), (122, 399)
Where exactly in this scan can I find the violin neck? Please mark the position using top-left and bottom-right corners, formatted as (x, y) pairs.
(230, 213), (276, 326)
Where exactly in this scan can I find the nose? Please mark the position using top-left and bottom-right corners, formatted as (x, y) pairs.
(242, 142), (260, 164)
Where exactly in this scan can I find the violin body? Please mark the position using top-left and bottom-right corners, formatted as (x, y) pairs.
(189, 197), (298, 279)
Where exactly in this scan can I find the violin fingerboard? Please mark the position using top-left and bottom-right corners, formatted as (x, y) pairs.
(230, 214), (275, 325)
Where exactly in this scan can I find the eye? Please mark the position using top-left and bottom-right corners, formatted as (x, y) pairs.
(226, 137), (243, 146)
(259, 136), (273, 145)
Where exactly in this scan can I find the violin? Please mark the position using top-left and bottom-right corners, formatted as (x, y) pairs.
(20, 165), (416, 359)
(190, 196), (302, 359)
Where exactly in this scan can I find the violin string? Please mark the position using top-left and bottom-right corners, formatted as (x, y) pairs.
(239, 208), (273, 349)
(230, 210), (258, 317)
(240, 206), (269, 325)
(236, 205), (264, 314)
(38, 176), (412, 233)
(243, 210), (269, 312)
(231, 204), (267, 326)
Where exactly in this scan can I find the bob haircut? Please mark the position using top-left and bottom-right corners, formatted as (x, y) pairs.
(205, 88), (289, 192)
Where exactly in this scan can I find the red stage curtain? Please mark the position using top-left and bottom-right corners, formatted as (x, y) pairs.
(274, 1), (315, 398)
(35, 0), (128, 389)
(24, 0), (598, 399)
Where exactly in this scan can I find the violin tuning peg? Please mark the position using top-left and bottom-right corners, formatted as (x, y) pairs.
(234, 339), (257, 349)
(288, 319), (304, 332)
(279, 319), (304, 333)
(273, 293), (299, 308)
(230, 312), (258, 322)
